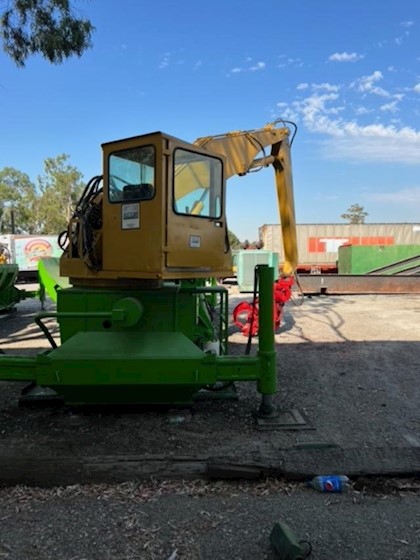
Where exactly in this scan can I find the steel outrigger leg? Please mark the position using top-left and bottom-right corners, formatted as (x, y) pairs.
(256, 265), (278, 419)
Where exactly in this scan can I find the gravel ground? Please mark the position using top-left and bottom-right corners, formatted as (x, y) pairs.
(0, 285), (419, 558)
(0, 477), (419, 560)
(0, 288), (419, 457)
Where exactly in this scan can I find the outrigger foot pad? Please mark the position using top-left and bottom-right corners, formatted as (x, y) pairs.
(19, 383), (63, 408)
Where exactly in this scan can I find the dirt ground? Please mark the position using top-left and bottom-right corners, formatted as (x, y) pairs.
(0, 477), (419, 560)
(0, 285), (419, 559)
(0, 287), (419, 458)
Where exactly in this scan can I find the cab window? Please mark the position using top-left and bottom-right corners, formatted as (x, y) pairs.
(173, 149), (223, 218)
(109, 145), (155, 202)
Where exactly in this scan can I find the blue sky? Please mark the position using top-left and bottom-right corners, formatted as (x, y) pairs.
(1, 0), (420, 241)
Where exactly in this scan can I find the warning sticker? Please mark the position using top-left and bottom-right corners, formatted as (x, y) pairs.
(189, 235), (201, 248)
(122, 203), (140, 230)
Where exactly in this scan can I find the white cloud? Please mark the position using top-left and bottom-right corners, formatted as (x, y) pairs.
(229, 60), (266, 74)
(366, 187), (420, 204)
(312, 82), (340, 92)
(328, 105), (345, 115)
(158, 52), (171, 69)
(289, 90), (420, 164)
(158, 49), (193, 70)
(275, 102), (298, 122)
(395, 24), (412, 45)
(249, 61), (266, 71)
(414, 83), (420, 93)
(297, 82), (340, 93)
(380, 100), (399, 113)
(193, 60), (202, 70)
(353, 70), (390, 97)
(288, 92), (342, 132)
(319, 124), (420, 164)
(278, 57), (303, 69)
(358, 70), (382, 85)
(328, 52), (364, 62)
(354, 106), (372, 115)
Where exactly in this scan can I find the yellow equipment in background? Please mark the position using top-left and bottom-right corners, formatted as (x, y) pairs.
(60, 120), (298, 285)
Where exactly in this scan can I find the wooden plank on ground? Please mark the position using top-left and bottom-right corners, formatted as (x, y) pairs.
(0, 446), (419, 487)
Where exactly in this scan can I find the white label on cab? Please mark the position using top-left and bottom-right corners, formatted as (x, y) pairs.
(122, 203), (140, 230)
(189, 235), (201, 248)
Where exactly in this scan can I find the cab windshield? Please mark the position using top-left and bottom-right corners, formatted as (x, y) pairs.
(173, 149), (223, 218)
(109, 145), (155, 203)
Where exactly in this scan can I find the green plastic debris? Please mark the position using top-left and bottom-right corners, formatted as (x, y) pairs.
(270, 521), (311, 559)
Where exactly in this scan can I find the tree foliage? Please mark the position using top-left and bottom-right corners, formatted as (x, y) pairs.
(1, 0), (94, 66)
(228, 229), (242, 250)
(37, 154), (84, 234)
(0, 154), (84, 235)
(341, 203), (368, 224)
(0, 167), (37, 233)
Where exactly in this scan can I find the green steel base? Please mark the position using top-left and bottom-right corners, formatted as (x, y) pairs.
(39, 330), (208, 405)
(0, 265), (277, 408)
(25, 330), (262, 405)
(19, 384), (240, 407)
(33, 385), (202, 407)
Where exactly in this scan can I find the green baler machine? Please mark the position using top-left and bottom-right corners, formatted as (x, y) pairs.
(0, 121), (298, 418)
(0, 263), (39, 312)
(0, 264), (24, 312)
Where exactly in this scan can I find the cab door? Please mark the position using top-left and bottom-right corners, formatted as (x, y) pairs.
(166, 147), (227, 270)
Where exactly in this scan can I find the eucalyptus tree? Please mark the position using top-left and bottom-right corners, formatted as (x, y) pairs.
(1, 0), (94, 66)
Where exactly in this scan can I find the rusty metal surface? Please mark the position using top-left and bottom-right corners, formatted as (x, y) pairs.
(297, 274), (420, 294)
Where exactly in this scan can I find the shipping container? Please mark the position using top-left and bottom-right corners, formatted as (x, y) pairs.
(259, 223), (420, 272)
(0, 234), (62, 280)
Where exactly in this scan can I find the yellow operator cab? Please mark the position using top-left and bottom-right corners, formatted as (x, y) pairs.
(60, 131), (233, 284)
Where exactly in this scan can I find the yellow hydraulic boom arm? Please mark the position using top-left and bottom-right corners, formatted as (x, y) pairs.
(194, 120), (298, 276)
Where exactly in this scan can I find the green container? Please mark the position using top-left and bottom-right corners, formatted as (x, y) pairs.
(338, 244), (420, 274)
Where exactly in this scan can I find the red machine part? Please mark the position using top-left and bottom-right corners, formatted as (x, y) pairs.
(233, 277), (294, 337)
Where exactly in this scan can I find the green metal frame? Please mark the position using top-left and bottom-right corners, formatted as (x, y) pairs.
(0, 265), (277, 409)
(38, 257), (71, 304)
(0, 264), (38, 312)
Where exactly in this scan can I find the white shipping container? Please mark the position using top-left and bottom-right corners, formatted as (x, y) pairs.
(259, 223), (420, 269)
